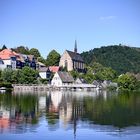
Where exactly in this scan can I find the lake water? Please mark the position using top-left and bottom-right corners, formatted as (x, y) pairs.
(0, 90), (140, 140)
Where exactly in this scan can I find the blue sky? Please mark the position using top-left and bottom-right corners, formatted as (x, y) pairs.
(0, 0), (140, 57)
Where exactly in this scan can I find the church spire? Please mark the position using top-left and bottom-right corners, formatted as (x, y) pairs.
(74, 40), (77, 53)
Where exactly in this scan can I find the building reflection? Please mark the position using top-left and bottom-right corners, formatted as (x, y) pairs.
(0, 90), (140, 137)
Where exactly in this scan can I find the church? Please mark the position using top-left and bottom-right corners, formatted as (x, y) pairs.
(59, 41), (86, 73)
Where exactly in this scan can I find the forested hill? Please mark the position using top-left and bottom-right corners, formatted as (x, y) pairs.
(81, 45), (140, 74)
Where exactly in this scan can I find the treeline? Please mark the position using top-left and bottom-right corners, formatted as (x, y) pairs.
(81, 45), (140, 74)
(0, 67), (39, 88)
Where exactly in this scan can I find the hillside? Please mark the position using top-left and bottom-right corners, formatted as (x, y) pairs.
(81, 45), (140, 74)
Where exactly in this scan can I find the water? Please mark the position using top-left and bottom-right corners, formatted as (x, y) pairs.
(0, 90), (140, 140)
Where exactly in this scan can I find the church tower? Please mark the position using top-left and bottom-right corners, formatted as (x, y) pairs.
(74, 40), (77, 53)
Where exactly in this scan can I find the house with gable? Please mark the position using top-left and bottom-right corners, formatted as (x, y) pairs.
(59, 41), (86, 73)
(51, 71), (74, 86)
(0, 49), (17, 69)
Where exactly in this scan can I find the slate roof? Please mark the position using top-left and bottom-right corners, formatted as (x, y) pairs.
(39, 67), (50, 72)
(66, 50), (84, 62)
(57, 71), (74, 83)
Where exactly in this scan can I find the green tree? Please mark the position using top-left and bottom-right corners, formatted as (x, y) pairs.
(118, 74), (137, 90)
(1, 68), (14, 83)
(12, 46), (30, 54)
(37, 56), (46, 64)
(46, 50), (60, 66)
(29, 48), (41, 58)
(1, 45), (7, 50)
(70, 70), (79, 80)
(18, 66), (39, 84)
(81, 45), (140, 74)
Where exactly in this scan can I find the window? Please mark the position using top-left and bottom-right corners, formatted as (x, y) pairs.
(65, 60), (68, 68)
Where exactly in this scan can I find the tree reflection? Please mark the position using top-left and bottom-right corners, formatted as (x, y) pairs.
(82, 92), (140, 128)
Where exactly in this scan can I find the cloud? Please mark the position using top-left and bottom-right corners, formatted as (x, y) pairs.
(99, 16), (116, 20)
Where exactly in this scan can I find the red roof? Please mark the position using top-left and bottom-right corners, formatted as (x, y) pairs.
(49, 66), (60, 73)
(0, 49), (19, 60)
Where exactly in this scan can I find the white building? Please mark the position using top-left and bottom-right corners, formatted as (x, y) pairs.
(0, 49), (17, 70)
(39, 67), (51, 79)
(51, 71), (74, 87)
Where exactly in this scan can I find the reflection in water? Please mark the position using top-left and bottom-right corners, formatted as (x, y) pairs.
(0, 90), (140, 139)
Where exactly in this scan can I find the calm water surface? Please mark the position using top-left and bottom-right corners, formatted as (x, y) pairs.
(0, 90), (140, 140)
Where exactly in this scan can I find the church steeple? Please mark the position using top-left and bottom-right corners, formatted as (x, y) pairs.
(74, 40), (77, 53)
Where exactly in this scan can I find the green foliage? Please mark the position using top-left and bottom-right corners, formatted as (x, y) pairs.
(1, 45), (7, 50)
(18, 66), (39, 84)
(83, 72), (95, 83)
(12, 46), (30, 54)
(85, 62), (117, 82)
(39, 78), (48, 84)
(37, 56), (46, 64)
(29, 48), (41, 58)
(81, 45), (140, 74)
(1, 68), (14, 83)
(118, 74), (137, 90)
(46, 50), (60, 66)
(69, 70), (79, 80)
(0, 67), (39, 85)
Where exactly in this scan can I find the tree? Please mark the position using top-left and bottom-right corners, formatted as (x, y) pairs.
(118, 74), (137, 90)
(46, 50), (60, 66)
(37, 56), (46, 64)
(18, 66), (39, 84)
(1, 68), (14, 83)
(2, 45), (7, 50)
(12, 46), (30, 54)
(29, 48), (41, 58)
(86, 63), (117, 81)
(81, 45), (140, 74)
(70, 70), (79, 80)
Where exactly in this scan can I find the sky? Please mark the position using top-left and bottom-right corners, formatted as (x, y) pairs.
(0, 0), (140, 57)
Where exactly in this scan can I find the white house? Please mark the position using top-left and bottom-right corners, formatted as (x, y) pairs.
(51, 71), (74, 87)
(0, 49), (17, 70)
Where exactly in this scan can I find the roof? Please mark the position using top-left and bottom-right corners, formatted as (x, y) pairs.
(49, 66), (60, 73)
(37, 61), (46, 67)
(0, 49), (18, 60)
(57, 71), (74, 83)
(39, 67), (50, 72)
(66, 50), (84, 62)
(75, 78), (87, 84)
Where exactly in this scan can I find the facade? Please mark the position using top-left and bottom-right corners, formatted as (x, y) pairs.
(51, 71), (74, 86)
(39, 67), (51, 80)
(59, 41), (85, 73)
(0, 49), (17, 70)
